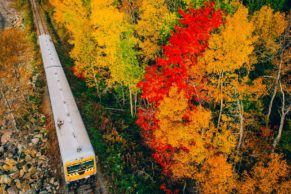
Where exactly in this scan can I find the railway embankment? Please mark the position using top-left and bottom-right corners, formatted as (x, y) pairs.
(0, 0), (61, 193)
(0, 121), (60, 193)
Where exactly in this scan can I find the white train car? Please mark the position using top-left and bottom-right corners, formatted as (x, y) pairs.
(38, 34), (97, 190)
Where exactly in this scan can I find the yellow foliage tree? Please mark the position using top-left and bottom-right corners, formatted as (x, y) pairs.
(49, 0), (104, 94)
(198, 5), (265, 150)
(252, 6), (288, 58)
(135, 0), (176, 63)
(49, 0), (89, 35)
(155, 85), (236, 181)
(251, 6), (289, 127)
(90, 0), (125, 72)
(50, 0), (144, 115)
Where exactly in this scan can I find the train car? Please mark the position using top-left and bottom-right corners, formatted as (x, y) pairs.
(38, 34), (97, 190)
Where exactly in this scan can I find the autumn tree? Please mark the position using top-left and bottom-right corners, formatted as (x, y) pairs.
(0, 28), (33, 129)
(182, 0), (239, 12)
(243, 0), (286, 13)
(135, 0), (177, 63)
(250, 6), (288, 128)
(49, 0), (105, 95)
(272, 31), (290, 149)
(138, 3), (239, 192)
(91, 0), (144, 116)
(198, 5), (265, 150)
(196, 154), (237, 193)
(239, 153), (291, 193)
(120, 0), (142, 23)
(50, 0), (144, 116)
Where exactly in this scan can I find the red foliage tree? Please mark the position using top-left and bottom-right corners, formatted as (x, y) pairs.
(138, 2), (222, 105)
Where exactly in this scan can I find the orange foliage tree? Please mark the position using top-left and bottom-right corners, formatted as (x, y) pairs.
(0, 28), (33, 129)
(240, 154), (290, 193)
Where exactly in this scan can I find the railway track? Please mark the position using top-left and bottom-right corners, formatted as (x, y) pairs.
(30, 0), (48, 35)
(29, 1), (102, 194)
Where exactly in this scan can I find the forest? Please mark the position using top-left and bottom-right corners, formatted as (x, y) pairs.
(43, 0), (290, 193)
(0, 0), (290, 193)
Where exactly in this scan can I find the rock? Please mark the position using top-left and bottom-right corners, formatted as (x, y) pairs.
(31, 158), (37, 165)
(8, 144), (17, 155)
(0, 174), (12, 184)
(17, 144), (23, 154)
(22, 184), (30, 192)
(1, 131), (12, 144)
(28, 166), (36, 174)
(30, 150), (37, 158)
(54, 181), (59, 186)
(5, 158), (16, 164)
(19, 169), (25, 178)
(3, 158), (16, 172)
(0, 146), (4, 153)
(39, 155), (47, 161)
(3, 164), (12, 172)
(31, 138), (39, 145)
(49, 178), (54, 184)
(34, 134), (43, 139)
(15, 179), (21, 189)
(46, 185), (52, 192)
(7, 185), (18, 194)
(36, 152), (42, 158)
(9, 171), (19, 179)
(25, 155), (32, 162)
(23, 172), (31, 180)
(0, 185), (6, 194)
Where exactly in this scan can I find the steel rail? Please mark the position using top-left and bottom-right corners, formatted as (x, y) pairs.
(30, 0), (48, 35)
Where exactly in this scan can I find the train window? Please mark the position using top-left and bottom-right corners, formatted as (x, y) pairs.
(67, 164), (81, 174)
(67, 160), (94, 174)
(82, 160), (94, 169)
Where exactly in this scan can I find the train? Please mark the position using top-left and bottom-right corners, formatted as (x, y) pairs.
(38, 34), (97, 191)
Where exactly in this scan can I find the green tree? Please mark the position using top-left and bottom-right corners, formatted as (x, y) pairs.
(243, 0), (286, 13)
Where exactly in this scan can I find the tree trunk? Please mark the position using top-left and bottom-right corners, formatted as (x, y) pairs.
(266, 38), (287, 127)
(182, 181), (187, 194)
(217, 72), (224, 127)
(129, 88), (133, 118)
(273, 82), (290, 149)
(122, 86), (125, 105)
(237, 99), (244, 150)
(93, 73), (101, 102)
(134, 92), (137, 115)
(266, 75), (279, 127)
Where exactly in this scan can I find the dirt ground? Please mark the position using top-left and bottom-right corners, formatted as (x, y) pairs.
(0, 0), (22, 30)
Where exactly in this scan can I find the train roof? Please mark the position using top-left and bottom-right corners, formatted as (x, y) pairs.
(38, 35), (95, 164)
